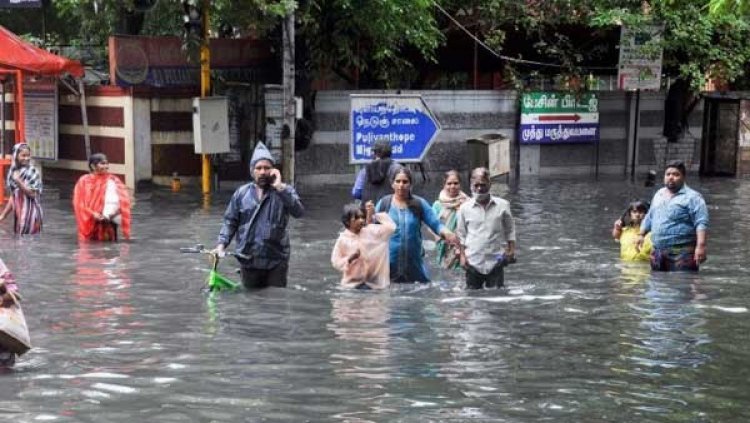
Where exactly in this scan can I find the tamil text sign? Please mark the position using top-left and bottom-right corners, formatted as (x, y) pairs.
(350, 95), (440, 164)
(520, 92), (599, 144)
(617, 25), (664, 91)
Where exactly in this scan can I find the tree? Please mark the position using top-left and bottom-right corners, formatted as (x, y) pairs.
(2, 0), (748, 91)
(436, 0), (750, 91)
(591, 1), (750, 91)
(709, 0), (750, 15)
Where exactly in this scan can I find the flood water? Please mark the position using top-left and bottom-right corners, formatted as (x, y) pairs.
(1, 176), (749, 422)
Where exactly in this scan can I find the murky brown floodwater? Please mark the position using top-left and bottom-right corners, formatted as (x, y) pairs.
(0, 176), (748, 422)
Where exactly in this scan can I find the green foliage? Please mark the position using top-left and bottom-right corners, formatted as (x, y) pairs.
(709, 0), (750, 15)
(1, 0), (749, 90)
(588, 0), (750, 90)
(297, 0), (441, 87)
(441, 0), (750, 91)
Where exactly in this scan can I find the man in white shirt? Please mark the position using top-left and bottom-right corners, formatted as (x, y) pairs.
(455, 167), (516, 289)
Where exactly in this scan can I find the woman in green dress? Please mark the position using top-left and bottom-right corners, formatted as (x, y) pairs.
(432, 170), (469, 270)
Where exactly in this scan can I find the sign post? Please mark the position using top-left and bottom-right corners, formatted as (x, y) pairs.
(617, 25), (663, 177)
(350, 95), (440, 164)
(519, 92), (600, 145)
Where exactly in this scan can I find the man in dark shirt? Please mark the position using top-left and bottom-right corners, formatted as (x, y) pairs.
(352, 139), (402, 205)
(214, 142), (304, 288)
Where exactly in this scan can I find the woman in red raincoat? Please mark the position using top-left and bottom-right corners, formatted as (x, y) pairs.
(73, 153), (131, 241)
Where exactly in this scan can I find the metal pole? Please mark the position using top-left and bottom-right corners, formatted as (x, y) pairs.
(78, 79), (91, 158)
(282, 10), (295, 183)
(473, 35), (478, 89)
(630, 88), (641, 179)
(0, 80), (4, 156)
(595, 135), (600, 179)
(41, 1), (47, 46)
(200, 0), (211, 195)
(15, 70), (25, 143)
(513, 93), (522, 183)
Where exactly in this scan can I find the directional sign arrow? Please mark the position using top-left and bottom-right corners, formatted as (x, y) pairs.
(538, 114), (581, 122)
(350, 95), (441, 164)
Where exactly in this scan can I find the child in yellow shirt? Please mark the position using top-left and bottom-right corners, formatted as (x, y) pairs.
(612, 200), (652, 261)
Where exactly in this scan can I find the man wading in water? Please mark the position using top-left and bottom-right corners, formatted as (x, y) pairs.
(638, 160), (709, 271)
(214, 142), (304, 288)
(456, 167), (517, 289)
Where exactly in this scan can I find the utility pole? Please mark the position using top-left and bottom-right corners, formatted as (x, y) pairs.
(200, 0), (211, 195)
(281, 10), (295, 183)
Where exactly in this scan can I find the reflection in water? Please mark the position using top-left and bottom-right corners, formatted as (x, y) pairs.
(67, 243), (134, 340)
(328, 293), (392, 378)
(630, 274), (711, 369)
(608, 269), (713, 418)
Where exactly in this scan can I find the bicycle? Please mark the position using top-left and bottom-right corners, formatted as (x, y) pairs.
(180, 244), (249, 292)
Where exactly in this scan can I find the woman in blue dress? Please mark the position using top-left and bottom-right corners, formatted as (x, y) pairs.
(376, 167), (457, 283)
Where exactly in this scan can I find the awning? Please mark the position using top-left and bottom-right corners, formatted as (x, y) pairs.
(0, 25), (84, 77)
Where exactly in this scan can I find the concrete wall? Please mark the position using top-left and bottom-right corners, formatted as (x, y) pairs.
(1, 87), (708, 191)
(4, 86), (197, 190)
(298, 90), (705, 183)
(46, 86), (133, 187)
(148, 96), (199, 186)
(133, 97), (152, 183)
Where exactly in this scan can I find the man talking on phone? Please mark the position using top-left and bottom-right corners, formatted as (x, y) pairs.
(214, 142), (304, 288)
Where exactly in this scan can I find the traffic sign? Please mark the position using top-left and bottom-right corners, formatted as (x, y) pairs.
(519, 92), (600, 144)
(350, 95), (441, 163)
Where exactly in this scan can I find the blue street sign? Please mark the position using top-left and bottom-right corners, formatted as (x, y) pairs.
(350, 95), (441, 163)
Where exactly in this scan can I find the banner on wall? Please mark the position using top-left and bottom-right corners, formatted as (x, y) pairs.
(23, 76), (58, 160)
(519, 92), (599, 145)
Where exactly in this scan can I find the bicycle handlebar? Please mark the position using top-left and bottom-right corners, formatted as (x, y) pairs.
(179, 244), (250, 260)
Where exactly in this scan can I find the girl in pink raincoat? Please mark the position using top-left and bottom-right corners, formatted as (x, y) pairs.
(331, 201), (396, 290)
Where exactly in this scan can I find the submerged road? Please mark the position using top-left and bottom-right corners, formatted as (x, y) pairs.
(0, 176), (748, 422)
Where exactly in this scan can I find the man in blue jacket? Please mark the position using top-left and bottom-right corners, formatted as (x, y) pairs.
(215, 142), (304, 288)
(638, 160), (709, 271)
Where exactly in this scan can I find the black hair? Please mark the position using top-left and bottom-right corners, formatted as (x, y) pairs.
(665, 160), (686, 176)
(629, 200), (649, 213)
(341, 203), (365, 228)
(373, 139), (392, 159)
(88, 153), (108, 171)
(390, 166), (411, 184)
(389, 167), (424, 219)
(443, 169), (461, 184)
(623, 200), (650, 226)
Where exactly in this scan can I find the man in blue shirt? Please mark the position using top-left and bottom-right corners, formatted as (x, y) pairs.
(215, 142), (304, 288)
(637, 160), (708, 271)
